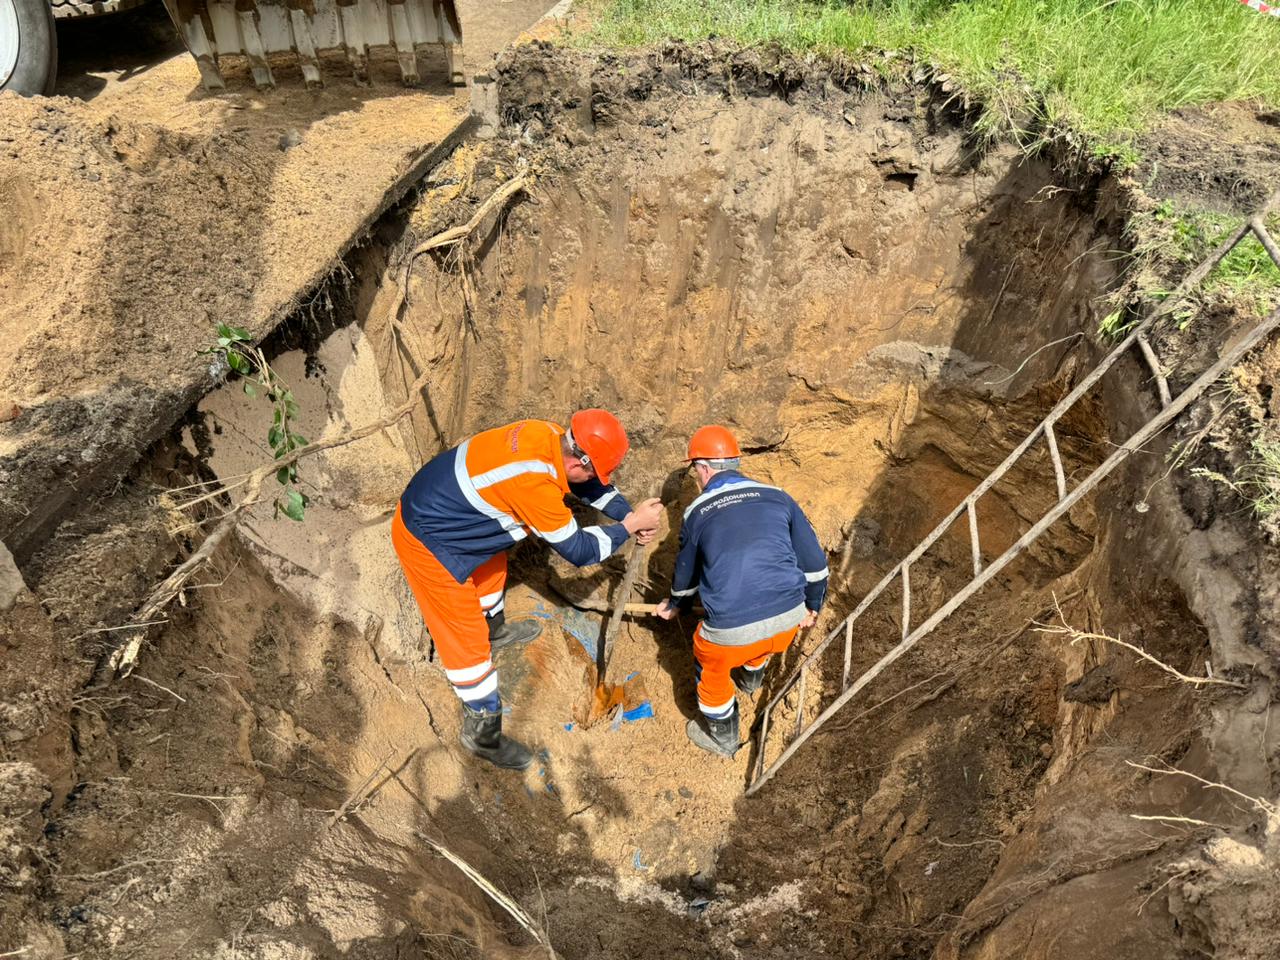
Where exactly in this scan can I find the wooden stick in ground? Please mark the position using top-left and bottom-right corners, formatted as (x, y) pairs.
(324, 749), (397, 831)
(103, 363), (434, 681)
(598, 539), (648, 685)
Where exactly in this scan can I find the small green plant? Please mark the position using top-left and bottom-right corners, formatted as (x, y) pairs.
(205, 324), (311, 522)
(1090, 141), (1141, 172)
(1122, 202), (1280, 335)
(1192, 437), (1280, 520)
(1097, 306), (1134, 340)
(1148, 204), (1280, 309)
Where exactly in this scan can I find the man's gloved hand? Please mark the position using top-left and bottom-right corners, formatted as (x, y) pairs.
(655, 599), (677, 621)
(623, 498), (663, 543)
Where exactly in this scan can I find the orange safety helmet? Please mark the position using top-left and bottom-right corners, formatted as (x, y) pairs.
(569, 409), (630, 484)
(685, 425), (741, 462)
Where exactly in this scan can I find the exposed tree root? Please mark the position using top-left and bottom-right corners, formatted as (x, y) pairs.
(389, 168), (533, 333)
(1036, 594), (1249, 690)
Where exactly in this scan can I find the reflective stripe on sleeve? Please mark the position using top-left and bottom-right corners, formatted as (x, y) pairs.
(471, 460), (558, 490)
(539, 518), (580, 544)
(584, 526), (612, 561)
(682, 478), (779, 520)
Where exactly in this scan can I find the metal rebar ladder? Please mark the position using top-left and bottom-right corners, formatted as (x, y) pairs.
(746, 196), (1280, 796)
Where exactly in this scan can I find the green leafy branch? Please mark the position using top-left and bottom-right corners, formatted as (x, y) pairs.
(205, 324), (310, 522)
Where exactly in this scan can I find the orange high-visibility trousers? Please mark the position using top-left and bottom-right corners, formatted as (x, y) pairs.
(391, 503), (507, 709)
(693, 623), (799, 719)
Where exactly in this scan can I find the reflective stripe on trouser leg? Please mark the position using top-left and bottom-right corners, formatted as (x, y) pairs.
(474, 551), (508, 620)
(391, 504), (502, 712)
(445, 660), (499, 706)
(691, 657), (736, 718)
(693, 622), (799, 719)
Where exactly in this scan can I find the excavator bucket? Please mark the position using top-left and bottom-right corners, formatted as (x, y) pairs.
(160, 0), (465, 91)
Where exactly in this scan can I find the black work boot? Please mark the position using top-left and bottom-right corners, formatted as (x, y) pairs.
(460, 706), (534, 770)
(487, 611), (543, 653)
(731, 665), (765, 695)
(686, 709), (740, 758)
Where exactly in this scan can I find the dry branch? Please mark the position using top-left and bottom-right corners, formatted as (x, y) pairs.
(1036, 595), (1247, 690)
(131, 674), (187, 703)
(101, 172), (537, 683)
(414, 830), (559, 959)
(1129, 813), (1224, 828)
(325, 749), (397, 831)
(101, 362), (433, 681)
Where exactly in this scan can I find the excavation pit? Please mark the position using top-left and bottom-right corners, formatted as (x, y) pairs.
(12, 45), (1273, 960)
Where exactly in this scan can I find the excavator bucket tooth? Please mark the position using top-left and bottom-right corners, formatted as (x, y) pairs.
(160, 0), (466, 92)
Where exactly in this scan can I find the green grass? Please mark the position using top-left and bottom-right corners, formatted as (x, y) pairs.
(580, 0), (1280, 145)
(1139, 202), (1280, 316)
(1099, 203), (1280, 340)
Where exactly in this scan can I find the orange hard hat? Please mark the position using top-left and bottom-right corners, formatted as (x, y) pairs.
(570, 409), (629, 484)
(685, 425), (741, 462)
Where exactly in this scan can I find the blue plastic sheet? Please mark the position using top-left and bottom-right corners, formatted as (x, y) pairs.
(622, 702), (654, 723)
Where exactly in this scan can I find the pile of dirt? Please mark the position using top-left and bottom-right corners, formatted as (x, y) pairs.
(0, 67), (470, 562)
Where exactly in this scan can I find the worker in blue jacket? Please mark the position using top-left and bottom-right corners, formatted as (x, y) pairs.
(657, 425), (829, 756)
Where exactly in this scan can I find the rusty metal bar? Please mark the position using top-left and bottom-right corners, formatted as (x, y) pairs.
(235, 4), (275, 88)
(286, 5), (323, 87)
(967, 500), (982, 576)
(746, 298), (1280, 796)
(1135, 335), (1171, 408)
(436, 0), (465, 84)
(1044, 421), (1068, 499)
(387, 0), (419, 84)
(336, 0), (368, 83)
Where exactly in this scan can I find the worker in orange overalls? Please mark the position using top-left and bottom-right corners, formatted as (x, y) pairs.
(657, 426), (829, 756)
(392, 411), (663, 770)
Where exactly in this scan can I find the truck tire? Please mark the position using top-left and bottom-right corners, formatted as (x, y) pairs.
(0, 0), (58, 97)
